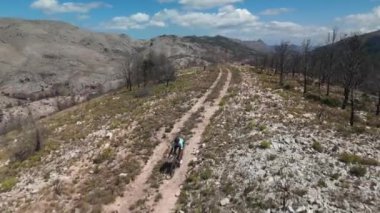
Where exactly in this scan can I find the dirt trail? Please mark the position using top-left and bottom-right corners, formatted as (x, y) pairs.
(149, 69), (232, 213)
(104, 71), (222, 212)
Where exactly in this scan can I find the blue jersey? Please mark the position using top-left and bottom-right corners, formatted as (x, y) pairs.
(173, 138), (185, 150)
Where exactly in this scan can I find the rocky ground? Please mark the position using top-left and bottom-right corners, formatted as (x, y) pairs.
(177, 66), (379, 213)
(0, 65), (378, 213)
(0, 68), (219, 212)
(0, 19), (259, 136)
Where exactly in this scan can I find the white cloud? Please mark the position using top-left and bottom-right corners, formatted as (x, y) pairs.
(260, 8), (293, 16)
(104, 5), (330, 43)
(336, 6), (380, 33)
(153, 5), (259, 29)
(160, 0), (243, 9)
(130, 13), (150, 23)
(31, 0), (110, 14)
(103, 13), (165, 30)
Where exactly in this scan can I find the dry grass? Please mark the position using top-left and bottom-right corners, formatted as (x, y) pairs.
(0, 68), (219, 211)
(253, 68), (380, 137)
(205, 68), (228, 103)
(176, 66), (244, 211)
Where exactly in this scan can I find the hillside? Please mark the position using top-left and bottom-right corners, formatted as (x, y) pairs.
(0, 19), (261, 135)
(235, 39), (273, 54)
(0, 65), (378, 213)
(361, 30), (380, 56)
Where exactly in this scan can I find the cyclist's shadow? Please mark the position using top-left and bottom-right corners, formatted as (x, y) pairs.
(160, 157), (179, 178)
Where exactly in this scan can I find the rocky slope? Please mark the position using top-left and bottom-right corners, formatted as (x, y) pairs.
(0, 19), (261, 135)
(177, 66), (380, 213)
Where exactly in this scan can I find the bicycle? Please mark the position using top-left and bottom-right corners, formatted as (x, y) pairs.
(162, 153), (180, 179)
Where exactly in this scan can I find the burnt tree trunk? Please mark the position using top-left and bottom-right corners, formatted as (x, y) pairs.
(342, 87), (350, 110)
(326, 77), (331, 96)
(280, 65), (284, 86)
(350, 89), (355, 126)
(292, 66), (295, 78)
(376, 90), (380, 116)
(303, 71), (307, 94)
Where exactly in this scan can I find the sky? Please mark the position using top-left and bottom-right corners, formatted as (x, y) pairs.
(1, 0), (380, 44)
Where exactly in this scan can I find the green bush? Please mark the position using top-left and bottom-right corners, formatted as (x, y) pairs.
(134, 87), (151, 98)
(339, 152), (362, 164)
(312, 141), (324, 152)
(267, 154), (277, 161)
(360, 157), (379, 166)
(259, 141), (271, 149)
(349, 166), (367, 177)
(283, 83), (293, 90)
(200, 168), (212, 180)
(93, 148), (114, 164)
(305, 92), (321, 102)
(317, 179), (327, 188)
(339, 152), (378, 166)
(0, 177), (18, 192)
(321, 97), (341, 108)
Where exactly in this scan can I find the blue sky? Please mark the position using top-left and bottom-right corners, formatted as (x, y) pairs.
(1, 0), (380, 44)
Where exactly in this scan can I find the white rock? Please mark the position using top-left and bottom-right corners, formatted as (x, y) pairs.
(296, 206), (307, 212)
(119, 173), (128, 178)
(220, 198), (230, 206)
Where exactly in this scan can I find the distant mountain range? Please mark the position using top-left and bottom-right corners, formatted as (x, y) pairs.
(361, 30), (380, 56)
(0, 19), (274, 112)
(0, 18), (276, 106)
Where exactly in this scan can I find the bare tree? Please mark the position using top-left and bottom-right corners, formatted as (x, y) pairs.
(275, 41), (289, 86)
(12, 106), (44, 161)
(289, 52), (301, 78)
(325, 28), (338, 96)
(367, 61), (380, 116)
(302, 39), (311, 94)
(338, 35), (368, 126)
(121, 54), (135, 91)
(131, 51), (176, 88)
(160, 54), (176, 86)
(377, 89), (380, 116)
(142, 51), (155, 87)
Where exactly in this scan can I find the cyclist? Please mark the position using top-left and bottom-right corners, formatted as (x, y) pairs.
(168, 136), (185, 165)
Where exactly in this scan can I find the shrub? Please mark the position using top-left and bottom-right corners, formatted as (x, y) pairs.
(0, 177), (17, 192)
(349, 166), (367, 177)
(93, 148), (114, 164)
(200, 168), (212, 180)
(257, 124), (266, 132)
(317, 179), (327, 188)
(339, 152), (378, 166)
(360, 157), (379, 166)
(339, 152), (361, 164)
(292, 188), (307, 197)
(154, 193), (163, 202)
(267, 154), (277, 161)
(321, 97), (341, 108)
(134, 87), (151, 98)
(305, 92), (320, 102)
(352, 125), (366, 134)
(259, 141), (271, 149)
(312, 141), (324, 152)
(283, 83), (293, 90)
(330, 173), (341, 180)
